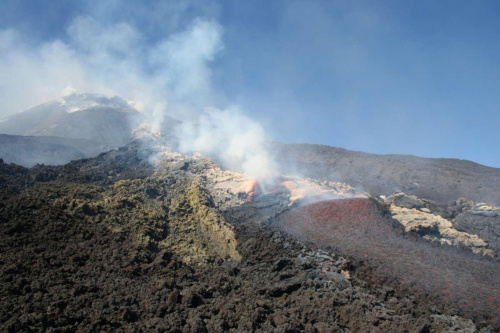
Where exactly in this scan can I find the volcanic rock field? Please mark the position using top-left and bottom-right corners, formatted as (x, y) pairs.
(1, 141), (499, 332)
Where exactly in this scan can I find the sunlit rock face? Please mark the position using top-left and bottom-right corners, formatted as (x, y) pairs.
(390, 205), (493, 257)
(386, 192), (497, 257)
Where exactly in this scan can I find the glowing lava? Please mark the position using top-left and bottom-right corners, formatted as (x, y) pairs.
(239, 176), (362, 205)
(240, 180), (259, 202)
(279, 176), (362, 205)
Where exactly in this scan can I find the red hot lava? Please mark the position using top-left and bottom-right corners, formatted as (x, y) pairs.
(241, 180), (259, 202)
(242, 176), (354, 204)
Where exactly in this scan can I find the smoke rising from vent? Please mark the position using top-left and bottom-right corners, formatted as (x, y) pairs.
(176, 107), (278, 182)
(0, 12), (278, 181)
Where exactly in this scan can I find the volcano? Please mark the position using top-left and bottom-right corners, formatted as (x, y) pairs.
(1, 141), (499, 332)
(0, 93), (142, 146)
(1, 96), (500, 331)
(0, 94), (181, 166)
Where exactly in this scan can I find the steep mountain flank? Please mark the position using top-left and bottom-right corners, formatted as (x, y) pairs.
(272, 142), (500, 206)
(273, 198), (500, 327)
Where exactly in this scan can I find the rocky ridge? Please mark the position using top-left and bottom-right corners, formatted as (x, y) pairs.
(389, 205), (493, 256)
(385, 193), (500, 257)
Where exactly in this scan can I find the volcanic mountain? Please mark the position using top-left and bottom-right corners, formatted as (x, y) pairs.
(0, 93), (142, 146)
(1, 138), (499, 331)
(2, 94), (500, 207)
(0, 93), (180, 166)
(1, 95), (500, 331)
(2, 94), (500, 208)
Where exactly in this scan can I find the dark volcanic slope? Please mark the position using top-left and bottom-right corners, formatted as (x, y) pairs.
(273, 199), (500, 327)
(272, 142), (500, 206)
(1, 146), (494, 332)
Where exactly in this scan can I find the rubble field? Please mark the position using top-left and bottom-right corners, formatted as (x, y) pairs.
(1, 145), (499, 332)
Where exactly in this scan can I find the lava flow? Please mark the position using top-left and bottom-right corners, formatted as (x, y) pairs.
(242, 176), (361, 205)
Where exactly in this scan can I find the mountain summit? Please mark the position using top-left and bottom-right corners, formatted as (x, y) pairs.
(0, 93), (143, 147)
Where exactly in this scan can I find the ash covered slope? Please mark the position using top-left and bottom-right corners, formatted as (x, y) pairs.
(272, 142), (500, 206)
(1, 144), (498, 332)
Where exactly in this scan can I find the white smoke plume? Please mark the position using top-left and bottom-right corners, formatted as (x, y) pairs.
(0, 11), (278, 181)
(177, 107), (278, 182)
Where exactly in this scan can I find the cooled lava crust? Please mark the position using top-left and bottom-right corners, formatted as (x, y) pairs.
(274, 198), (500, 327)
(1, 147), (499, 332)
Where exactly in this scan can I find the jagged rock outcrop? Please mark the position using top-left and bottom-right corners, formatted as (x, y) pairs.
(386, 193), (496, 257)
(455, 203), (500, 253)
(385, 192), (425, 209)
(185, 182), (241, 261)
(390, 205), (493, 256)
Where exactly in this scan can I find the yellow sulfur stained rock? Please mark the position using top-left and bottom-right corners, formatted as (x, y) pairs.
(390, 205), (493, 257)
(187, 182), (242, 261)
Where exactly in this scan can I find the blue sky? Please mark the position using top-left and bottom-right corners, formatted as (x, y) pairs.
(1, 0), (499, 168)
